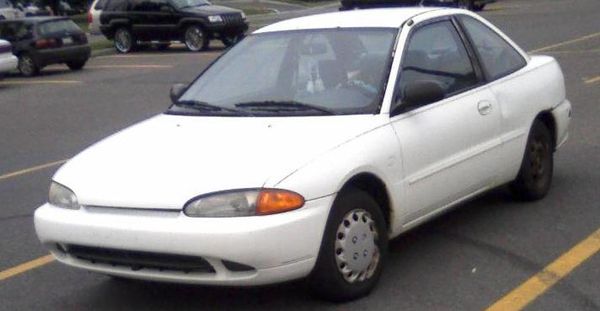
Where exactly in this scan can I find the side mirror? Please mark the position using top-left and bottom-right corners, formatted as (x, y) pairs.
(404, 80), (445, 107)
(170, 83), (187, 105)
(393, 80), (445, 114)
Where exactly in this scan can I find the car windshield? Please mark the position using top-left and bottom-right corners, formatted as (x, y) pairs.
(170, 0), (210, 9)
(37, 20), (81, 36)
(169, 28), (397, 116)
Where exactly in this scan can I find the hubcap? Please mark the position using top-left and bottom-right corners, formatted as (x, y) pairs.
(115, 30), (131, 52)
(335, 209), (379, 283)
(530, 138), (548, 180)
(19, 57), (34, 75)
(185, 27), (204, 51)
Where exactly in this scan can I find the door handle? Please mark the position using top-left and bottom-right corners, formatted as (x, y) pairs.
(478, 101), (493, 115)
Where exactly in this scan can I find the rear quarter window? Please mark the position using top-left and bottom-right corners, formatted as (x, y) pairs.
(104, 0), (129, 11)
(38, 20), (81, 36)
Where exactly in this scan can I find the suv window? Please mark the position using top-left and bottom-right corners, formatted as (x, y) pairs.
(459, 16), (526, 81)
(105, 0), (128, 11)
(396, 20), (478, 104)
(130, 0), (169, 12)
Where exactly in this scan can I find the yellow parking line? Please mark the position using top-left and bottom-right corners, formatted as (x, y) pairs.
(0, 80), (82, 85)
(86, 64), (173, 69)
(0, 255), (55, 281)
(486, 228), (600, 311)
(529, 31), (600, 53)
(584, 76), (600, 84)
(0, 159), (68, 182)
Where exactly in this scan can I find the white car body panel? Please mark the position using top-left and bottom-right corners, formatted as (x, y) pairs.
(0, 39), (17, 75)
(34, 8), (572, 286)
(88, 0), (102, 35)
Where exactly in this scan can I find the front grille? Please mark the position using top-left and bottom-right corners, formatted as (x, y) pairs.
(65, 244), (215, 274)
(222, 13), (244, 25)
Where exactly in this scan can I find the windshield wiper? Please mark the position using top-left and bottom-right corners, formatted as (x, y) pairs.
(175, 100), (253, 116)
(235, 101), (335, 115)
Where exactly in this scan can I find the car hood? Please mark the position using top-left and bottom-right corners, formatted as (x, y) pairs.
(182, 4), (241, 15)
(54, 114), (386, 209)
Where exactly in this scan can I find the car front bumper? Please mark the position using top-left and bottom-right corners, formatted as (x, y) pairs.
(0, 53), (18, 75)
(34, 195), (333, 286)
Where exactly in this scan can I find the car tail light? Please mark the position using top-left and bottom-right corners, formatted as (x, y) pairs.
(87, 11), (92, 24)
(35, 38), (58, 49)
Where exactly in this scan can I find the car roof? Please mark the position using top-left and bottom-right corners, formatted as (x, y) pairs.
(254, 7), (440, 34)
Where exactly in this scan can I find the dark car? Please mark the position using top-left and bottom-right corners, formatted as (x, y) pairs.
(0, 17), (90, 76)
(340, 0), (495, 11)
(99, 0), (248, 53)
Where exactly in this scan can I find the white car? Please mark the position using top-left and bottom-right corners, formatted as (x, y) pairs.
(0, 39), (17, 77)
(34, 7), (572, 301)
(0, 0), (24, 20)
(87, 0), (105, 35)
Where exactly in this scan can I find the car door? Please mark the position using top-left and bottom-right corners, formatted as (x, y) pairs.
(389, 18), (503, 225)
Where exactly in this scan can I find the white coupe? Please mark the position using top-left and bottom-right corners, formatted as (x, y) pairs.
(0, 39), (17, 78)
(35, 7), (572, 301)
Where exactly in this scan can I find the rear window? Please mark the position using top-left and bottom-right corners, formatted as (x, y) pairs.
(37, 20), (81, 36)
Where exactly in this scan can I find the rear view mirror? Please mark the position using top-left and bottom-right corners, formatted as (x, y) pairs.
(170, 83), (188, 105)
(402, 80), (445, 108)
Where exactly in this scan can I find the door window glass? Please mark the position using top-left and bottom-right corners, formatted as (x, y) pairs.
(397, 20), (478, 106)
(460, 16), (526, 80)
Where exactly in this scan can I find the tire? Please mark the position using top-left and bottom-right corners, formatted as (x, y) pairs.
(510, 120), (554, 201)
(309, 188), (388, 302)
(66, 59), (87, 71)
(473, 3), (485, 11)
(114, 27), (135, 54)
(183, 25), (208, 52)
(220, 34), (243, 47)
(457, 0), (474, 10)
(18, 54), (39, 77)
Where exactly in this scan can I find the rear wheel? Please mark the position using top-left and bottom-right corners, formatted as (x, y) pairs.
(18, 54), (39, 77)
(510, 120), (554, 201)
(309, 188), (388, 302)
(184, 25), (208, 52)
(221, 34), (243, 47)
(114, 27), (135, 53)
(66, 59), (87, 71)
(458, 0), (474, 10)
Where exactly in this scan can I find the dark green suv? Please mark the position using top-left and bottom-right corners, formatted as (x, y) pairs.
(99, 0), (248, 53)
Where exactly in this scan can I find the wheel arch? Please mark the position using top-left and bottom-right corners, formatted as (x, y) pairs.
(338, 172), (393, 233)
(534, 110), (557, 150)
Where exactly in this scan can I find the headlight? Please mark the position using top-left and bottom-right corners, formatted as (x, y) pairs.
(184, 189), (304, 217)
(49, 182), (80, 210)
(208, 15), (223, 23)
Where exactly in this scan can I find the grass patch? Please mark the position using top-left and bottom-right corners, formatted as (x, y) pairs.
(89, 38), (113, 51)
(272, 0), (337, 7)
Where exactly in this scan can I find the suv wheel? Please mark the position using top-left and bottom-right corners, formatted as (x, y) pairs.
(114, 27), (135, 53)
(18, 54), (39, 77)
(184, 25), (208, 52)
(457, 0), (474, 10)
(221, 34), (242, 47)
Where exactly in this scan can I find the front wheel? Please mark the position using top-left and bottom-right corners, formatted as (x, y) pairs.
(114, 27), (135, 53)
(510, 120), (554, 201)
(309, 188), (388, 302)
(184, 25), (208, 52)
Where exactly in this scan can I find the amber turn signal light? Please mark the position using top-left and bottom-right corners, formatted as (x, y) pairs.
(256, 190), (305, 215)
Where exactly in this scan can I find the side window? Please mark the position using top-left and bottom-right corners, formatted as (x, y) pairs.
(397, 20), (478, 106)
(460, 16), (526, 80)
(105, 0), (129, 11)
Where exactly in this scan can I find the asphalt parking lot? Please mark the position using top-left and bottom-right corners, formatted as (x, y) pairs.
(1, 0), (599, 310)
